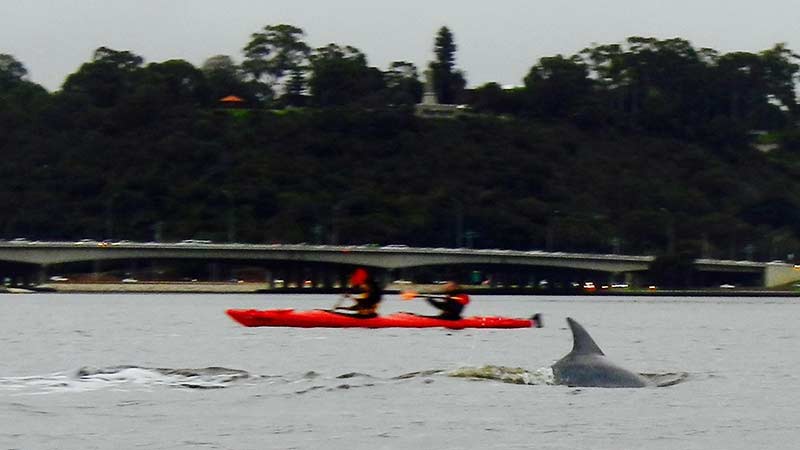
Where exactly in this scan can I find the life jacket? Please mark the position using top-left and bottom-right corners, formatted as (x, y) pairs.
(354, 282), (382, 315)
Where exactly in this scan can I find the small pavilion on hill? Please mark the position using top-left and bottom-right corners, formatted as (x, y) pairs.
(218, 95), (246, 108)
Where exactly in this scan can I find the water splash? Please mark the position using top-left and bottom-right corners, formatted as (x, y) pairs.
(641, 372), (691, 387)
(447, 365), (555, 385)
(0, 365), (690, 395)
(0, 366), (251, 393)
(446, 365), (690, 388)
(77, 365), (251, 389)
(0, 366), (403, 395)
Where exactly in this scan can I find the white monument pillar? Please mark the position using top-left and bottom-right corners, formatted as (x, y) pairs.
(421, 69), (438, 105)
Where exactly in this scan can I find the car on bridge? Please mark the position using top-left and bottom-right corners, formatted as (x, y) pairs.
(178, 239), (213, 244)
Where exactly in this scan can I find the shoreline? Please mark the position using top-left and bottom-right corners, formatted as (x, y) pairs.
(3, 282), (799, 297)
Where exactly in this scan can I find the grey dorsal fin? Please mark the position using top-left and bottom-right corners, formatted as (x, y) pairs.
(566, 317), (605, 356)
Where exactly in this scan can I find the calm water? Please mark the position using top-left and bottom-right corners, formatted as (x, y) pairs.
(1, 293), (798, 449)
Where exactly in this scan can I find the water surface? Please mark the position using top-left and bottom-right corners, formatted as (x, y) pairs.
(1, 293), (798, 449)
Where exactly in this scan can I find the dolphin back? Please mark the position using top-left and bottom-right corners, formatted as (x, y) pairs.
(552, 357), (649, 388)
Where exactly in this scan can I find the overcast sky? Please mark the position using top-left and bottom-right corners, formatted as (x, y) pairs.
(2, 0), (798, 91)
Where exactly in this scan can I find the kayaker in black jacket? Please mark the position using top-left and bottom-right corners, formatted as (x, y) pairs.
(420, 281), (470, 320)
(400, 281), (469, 320)
(335, 268), (382, 318)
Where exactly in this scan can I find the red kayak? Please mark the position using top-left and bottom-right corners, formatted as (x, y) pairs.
(226, 309), (542, 329)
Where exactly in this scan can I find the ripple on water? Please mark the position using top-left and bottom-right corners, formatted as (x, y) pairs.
(0, 366), (252, 393)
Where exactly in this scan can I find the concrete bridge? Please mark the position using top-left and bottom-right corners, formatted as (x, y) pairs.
(0, 241), (797, 288)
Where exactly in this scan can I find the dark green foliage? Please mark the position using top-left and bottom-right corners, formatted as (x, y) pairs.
(2, 32), (800, 262)
(62, 47), (145, 107)
(429, 26), (466, 104)
(242, 24), (310, 86)
(472, 37), (800, 146)
(384, 61), (423, 105)
(523, 55), (593, 119)
(200, 55), (255, 104)
(4, 91), (795, 259)
(308, 44), (386, 107)
(0, 54), (29, 89)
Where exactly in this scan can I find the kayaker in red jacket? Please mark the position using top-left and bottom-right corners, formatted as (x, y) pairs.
(424, 281), (470, 320)
(335, 268), (383, 318)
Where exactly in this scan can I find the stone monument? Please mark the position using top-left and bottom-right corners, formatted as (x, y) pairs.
(415, 68), (464, 118)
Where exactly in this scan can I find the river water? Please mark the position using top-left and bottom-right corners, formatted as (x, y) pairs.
(1, 293), (798, 449)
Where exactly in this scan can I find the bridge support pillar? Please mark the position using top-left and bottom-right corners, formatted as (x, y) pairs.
(92, 260), (102, 281)
(36, 265), (48, 285)
(764, 262), (800, 288)
(209, 262), (220, 282)
(624, 271), (648, 287)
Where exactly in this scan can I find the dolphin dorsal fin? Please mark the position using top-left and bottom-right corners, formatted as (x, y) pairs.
(566, 317), (605, 356)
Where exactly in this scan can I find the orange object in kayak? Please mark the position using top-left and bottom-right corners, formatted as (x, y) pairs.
(226, 309), (542, 329)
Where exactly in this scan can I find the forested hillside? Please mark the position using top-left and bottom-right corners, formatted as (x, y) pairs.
(2, 26), (800, 262)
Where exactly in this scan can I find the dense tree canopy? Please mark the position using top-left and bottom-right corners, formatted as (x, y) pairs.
(308, 44), (385, 106)
(242, 24), (311, 102)
(384, 61), (423, 106)
(0, 53), (28, 87)
(2, 27), (800, 266)
(200, 55), (253, 102)
(523, 55), (592, 118)
(62, 47), (145, 107)
(243, 25), (310, 84)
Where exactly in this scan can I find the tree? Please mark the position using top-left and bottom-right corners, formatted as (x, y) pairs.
(92, 46), (144, 70)
(523, 55), (593, 118)
(759, 43), (800, 115)
(283, 67), (308, 106)
(714, 52), (765, 122)
(428, 26), (466, 104)
(142, 59), (206, 105)
(242, 24), (311, 96)
(0, 54), (28, 89)
(62, 47), (145, 107)
(201, 55), (253, 103)
(575, 37), (792, 139)
(0, 54), (48, 138)
(202, 55), (238, 74)
(434, 27), (456, 72)
(308, 44), (385, 106)
(97, 59), (205, 129)
(383, 61), (422, 105)
(470, 82), (525, 115)
(621, 38), (710, 135)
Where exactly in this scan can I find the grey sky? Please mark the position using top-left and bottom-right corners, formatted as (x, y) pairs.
(2, 0), (798, 91)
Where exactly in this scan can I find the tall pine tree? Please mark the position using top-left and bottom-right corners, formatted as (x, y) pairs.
(429, 26), (466, 104)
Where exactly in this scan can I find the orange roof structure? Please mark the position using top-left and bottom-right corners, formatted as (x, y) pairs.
(219, 95), (245, 103)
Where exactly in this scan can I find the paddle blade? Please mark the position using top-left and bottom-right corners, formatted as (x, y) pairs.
(400, 291), (418, 301)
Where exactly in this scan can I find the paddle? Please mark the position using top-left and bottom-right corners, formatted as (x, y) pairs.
(400, 291), (447, 301)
